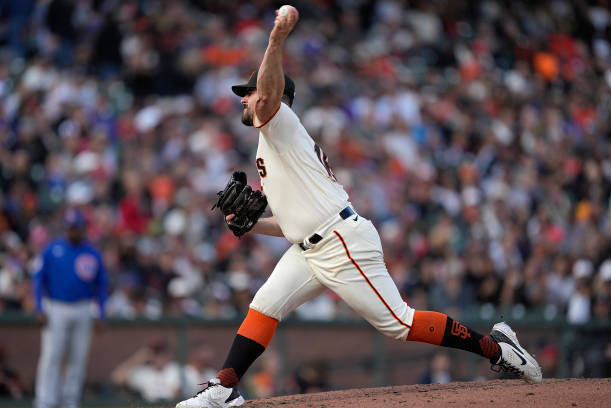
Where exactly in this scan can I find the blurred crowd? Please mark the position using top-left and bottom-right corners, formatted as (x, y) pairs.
(0, 0), (610, 325)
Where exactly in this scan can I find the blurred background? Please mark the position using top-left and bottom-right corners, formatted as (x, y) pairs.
(0, 0), (610, 406)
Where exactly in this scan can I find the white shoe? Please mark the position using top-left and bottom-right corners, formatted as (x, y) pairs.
(176, 378), (245, 408)
(490, 322), (542, 384)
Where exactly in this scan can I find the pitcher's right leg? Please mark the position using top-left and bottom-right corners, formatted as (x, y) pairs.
(176, 244), (326, 408)
(219, 244), (326, 384)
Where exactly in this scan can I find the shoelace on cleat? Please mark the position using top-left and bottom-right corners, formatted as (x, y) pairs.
(195, 380), (219, 396)
(490, 357), (524, 377)
(489, 329), (526, 378)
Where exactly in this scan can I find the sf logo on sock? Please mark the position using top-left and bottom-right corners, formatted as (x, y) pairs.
(451, 321), (471, 339)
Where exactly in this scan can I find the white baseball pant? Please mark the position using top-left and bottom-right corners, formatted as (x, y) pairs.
(251, 209), (415, 340)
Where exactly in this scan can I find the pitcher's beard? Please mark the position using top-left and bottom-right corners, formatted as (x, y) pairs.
(241, 110), (253, 126)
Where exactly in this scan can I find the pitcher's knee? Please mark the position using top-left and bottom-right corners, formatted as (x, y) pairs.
(370, 305), (414, 341)
(376, 324), (410, 341)
(249, 295), (283, 321)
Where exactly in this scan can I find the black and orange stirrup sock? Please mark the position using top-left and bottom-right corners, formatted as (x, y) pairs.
(406, 310), (501, 362)
(217, 308), (279, 387)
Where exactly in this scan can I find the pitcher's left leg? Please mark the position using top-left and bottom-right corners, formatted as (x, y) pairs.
(305, 223), (414, 341)
(307, 219), (541, 384)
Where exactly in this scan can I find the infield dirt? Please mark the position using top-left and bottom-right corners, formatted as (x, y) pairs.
(244, 378), (610, 408)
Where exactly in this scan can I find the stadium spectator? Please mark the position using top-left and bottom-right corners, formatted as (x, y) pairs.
(593, 259), (611, 320)
(110, 336), (181, 403)
(568, 259), (594, 323)
(183, 344), (217, 398)
(293, 360), (330, 394)
(419, 351), (452, 385)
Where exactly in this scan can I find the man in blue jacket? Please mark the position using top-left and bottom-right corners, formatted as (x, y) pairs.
(33, 208), (108, 408)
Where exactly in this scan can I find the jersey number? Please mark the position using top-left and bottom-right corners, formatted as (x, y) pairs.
(256, 158), (267, 177)
(314, 144), (337, 181)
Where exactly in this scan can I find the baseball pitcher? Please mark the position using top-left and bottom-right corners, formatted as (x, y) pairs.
(176, 5), (541, 408)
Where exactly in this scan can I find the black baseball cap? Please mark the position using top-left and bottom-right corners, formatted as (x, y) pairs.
(232, 70), (295, 105)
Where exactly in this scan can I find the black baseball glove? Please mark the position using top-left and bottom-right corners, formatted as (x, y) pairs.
(212, 171), (267, 237)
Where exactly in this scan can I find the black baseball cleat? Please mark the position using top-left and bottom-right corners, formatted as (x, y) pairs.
(490, 322), (542, 384)
(175, 378), (245, 408)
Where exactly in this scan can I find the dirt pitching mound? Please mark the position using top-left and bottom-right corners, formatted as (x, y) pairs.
(245, 378), (610, 408)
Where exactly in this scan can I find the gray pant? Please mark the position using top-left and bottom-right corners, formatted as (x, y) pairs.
(35, 299), (93, 408)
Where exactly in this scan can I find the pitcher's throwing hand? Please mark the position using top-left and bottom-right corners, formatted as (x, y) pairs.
(270, 5), (299, 45)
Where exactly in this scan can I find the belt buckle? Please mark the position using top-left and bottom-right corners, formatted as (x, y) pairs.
(300, 209), (351, 251)
(300, 237), (313, 251)
(300, 233), (321, 251)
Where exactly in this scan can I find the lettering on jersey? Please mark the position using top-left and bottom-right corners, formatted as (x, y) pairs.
(256, 157), (267, 177)
(450, 320), (471, 340)
(314, 144), (337, 181)
(74, 254), (98, 282)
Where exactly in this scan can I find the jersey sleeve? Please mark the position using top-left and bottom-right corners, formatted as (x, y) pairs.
(256, 103), (307, 151)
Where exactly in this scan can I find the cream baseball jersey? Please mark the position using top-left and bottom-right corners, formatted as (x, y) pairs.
(255, 103), (349, 243)
(250, 102), (415, 343)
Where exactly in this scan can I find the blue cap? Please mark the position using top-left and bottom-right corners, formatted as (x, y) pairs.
(63, 208), (86, 228)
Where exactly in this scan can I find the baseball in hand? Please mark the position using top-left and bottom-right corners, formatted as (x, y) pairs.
(278, 5), (298, 19)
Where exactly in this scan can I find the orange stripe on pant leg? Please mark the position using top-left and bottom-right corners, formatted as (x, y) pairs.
(406, 310), (447, 345)
(237, 308), (279, 348)
(333, 230), (411, 329)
